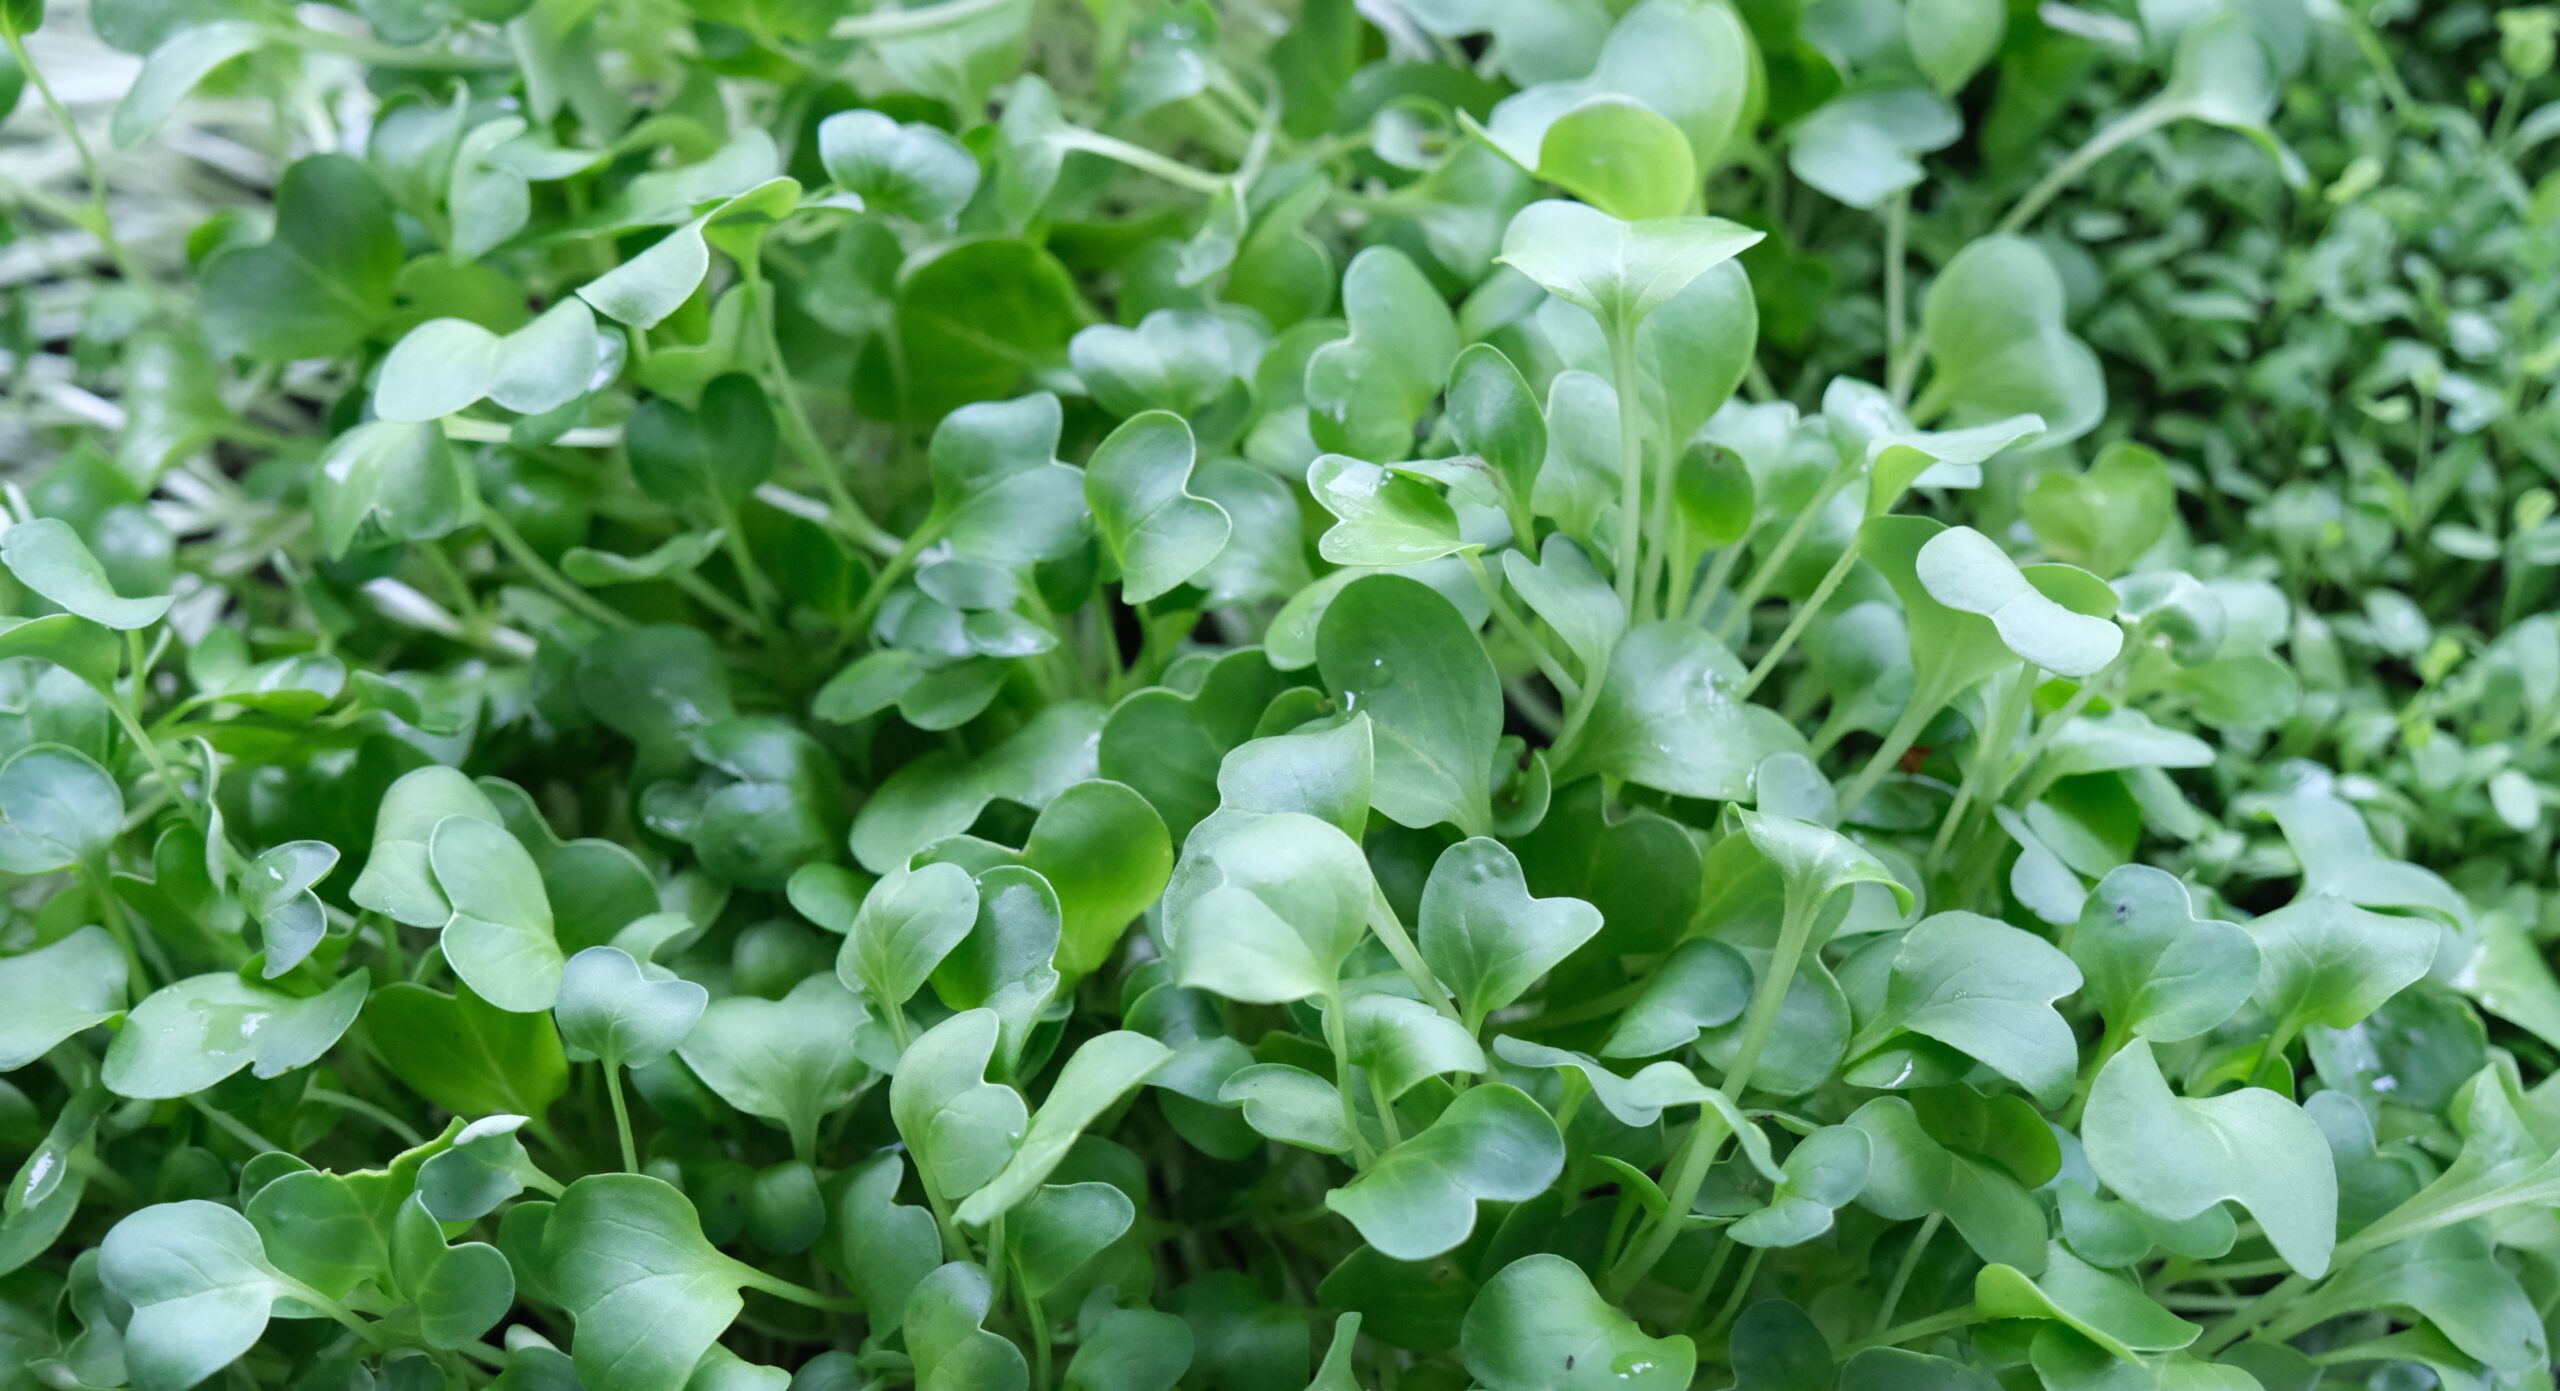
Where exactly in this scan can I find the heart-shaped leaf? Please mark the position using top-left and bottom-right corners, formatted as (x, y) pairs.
(554, 946), (707, 1069)
(1316, 575), (1502, 836)
(1324, 1083), (1562, 1260)
(1418, 836), (1602, 1030)
(3, 519), (171, 629)
(1460, 1253), (1695, 1390)
(0, 926), (127, 1068)
(373, 298), (602, 422)
(817, 109), (980, 221)
(1497, 199), (1763, 339)
(1085, 410), (1230, 602)
(99, 1201), (287, 1391)
(893, 1008), (1030, 1203)
(2082, 1039), (2337, 1277)
(2068, 866), (2259, 1043)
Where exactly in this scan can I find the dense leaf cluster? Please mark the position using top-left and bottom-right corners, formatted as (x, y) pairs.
(2, 0), (2558, 1388)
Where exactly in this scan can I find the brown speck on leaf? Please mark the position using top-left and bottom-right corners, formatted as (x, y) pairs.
(1899, 744), (1932, 774)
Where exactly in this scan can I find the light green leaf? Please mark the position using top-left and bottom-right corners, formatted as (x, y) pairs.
(373, 299), (602, 423)
(2, 519), (171, 628)
(312, 421), (474, 559)
(1215, 714), (1374, 840)
(892, 1009), (1029, 1203)
(1085, 410), (1230, 603)
(102, 972), (366, 1099)
(1008, 1181), (1133, 1299)
(201, 155), (401, 361)
(923, 392), (1089, 565)
(1460, 1253), (1695, 1390)
(0, 743), (119, 874)
(1550, 623), (1804, 799)
(1850, 911), (2083, 1107)
(0, 926), (126, 1068)
(578, 179), (800, 330)
(1533, 96), (1697, 221)
(2069, 866), (2259, 1043)
(1496, 199), (1762, 338)
(1786, 82), (1961, 209)
(2082, 1039), (2337, 1277)
(98, 1202), (284, 1391)
(677, 977), (870, 1160)
(1317, 574), (1503, 835)
(1324, 1084), (1562, 1260)
(1974, 1242), (2200, 1361)
(1446, 344), (1547, 520)
(543, 1176), (749, 1391)
(112, 21), (265, 150)
(1303, 247), (1459, 459)
(2246, 891), (2436, 1034)
(817, 109), (980, 221)
(1501, 535), (1621, 676)
(955, 1030), (1169, 1226)
(1419, 836), (1601, 1029)
(365, 982), (567, 1118)
(2023, 442), (2174, 578)
(1307, 456), (1469, 567)
(1915, 527), (2123, 677)
(838, 861), (980, 1013)
(906, 1262), (1029, 1391)
(350, 767), (505, 928)
(429, 815), (564, 1014)
(1915, 235), (2105, 442)
(1845, 1095), (2049, 1271)
(554, 946), (706, 1070)
(1165, 810), (1373, 1005)
(1729, 1124), (1871, 1248)
(1218, 1063), (1355, 1155)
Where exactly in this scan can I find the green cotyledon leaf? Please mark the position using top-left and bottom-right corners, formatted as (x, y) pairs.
(26, 10), (2559, 1391)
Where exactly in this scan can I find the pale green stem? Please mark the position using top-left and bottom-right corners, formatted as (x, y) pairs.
(747, 273), (902, 555)
(1686, 542), (1746, 625)
(1700, 1247), (1765, 1341)
(189, 1095), (283, 1153)
(674, 570), (764, 635)
(2000, 639), (2140, 806)
(1886, 101), (2180, 404)
(0, 26), (145, 285)
(1322, 989), (1377, 1167)
(1717, 463), (1854, 644)
(305, 1087), (427, 1147)
(481, 512), (634, 630)
(1996, 99), (2178, 237)
(1883, 191), (1910, 407)
(1364, 889), (1463, 1027)
(2195, 1277), (2306, 1357)
(1926, 668), (2034, 872)
(846, 521), (941, 635)
(1607, 322), (1647, 612)
(1052, 130), (1229, 193)
(1365, 1067), (1404, 1150)
(295, 30), (515, 70)
(1870, 1212), (1942, 1335)
(1836, 690), (1941, 814)
(1611, 894), (1818, 1295)
(732, 1263), (863, 1314)
(605, 1065), (639, 1172)
(1463, 551), (1581, 701)
(832, 0), (1022, 39)
(1739, 542), (1860, 698)
(703, 496), (778, 630)
(1839, 1303), (1981, 1357)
